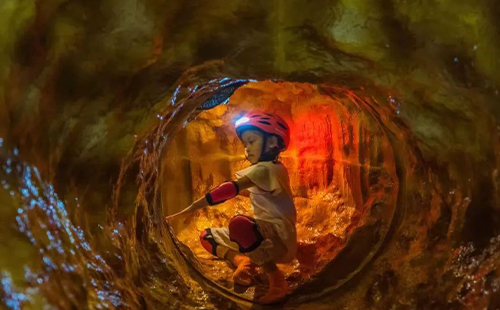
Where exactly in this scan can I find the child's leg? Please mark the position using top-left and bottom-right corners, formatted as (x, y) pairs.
(199, 227), (238, 259)
(226, 215), (290, 295)
(227, 217), (290, 304)
(200, 215), (289, 294)
(199, 227), (257, 286)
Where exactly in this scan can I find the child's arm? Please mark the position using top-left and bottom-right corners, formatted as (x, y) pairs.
(166, 176), (255, 220)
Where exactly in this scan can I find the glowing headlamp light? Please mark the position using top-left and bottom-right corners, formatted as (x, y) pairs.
(235, 117), (250, 126)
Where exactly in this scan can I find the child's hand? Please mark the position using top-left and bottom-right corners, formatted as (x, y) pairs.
(165, 214), (176, 221)
(166, 199), (205, 223)
(166, 212), (184, 221)
(166, 208), (192, 223)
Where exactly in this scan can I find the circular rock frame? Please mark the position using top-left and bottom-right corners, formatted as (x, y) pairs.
(162, 79), (398, 304)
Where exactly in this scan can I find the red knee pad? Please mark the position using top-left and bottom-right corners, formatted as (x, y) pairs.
(228, 215), (264, 253)
(200, 229), (218, 256)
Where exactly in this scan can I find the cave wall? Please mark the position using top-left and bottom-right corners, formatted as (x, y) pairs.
(0, 0), (499, 308)
(162, 82), (396, 234)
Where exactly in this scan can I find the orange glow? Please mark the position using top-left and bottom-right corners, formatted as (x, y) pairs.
(163, 81), (398, 299)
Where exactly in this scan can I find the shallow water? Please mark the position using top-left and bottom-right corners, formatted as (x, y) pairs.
(1, 1), (500, 309)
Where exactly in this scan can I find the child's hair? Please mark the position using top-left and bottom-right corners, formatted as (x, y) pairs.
(270, 146), (283, 162)
(257, 132), (284, 162)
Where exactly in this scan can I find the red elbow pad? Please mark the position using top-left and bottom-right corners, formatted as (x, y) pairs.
(205, 181), (240, 205)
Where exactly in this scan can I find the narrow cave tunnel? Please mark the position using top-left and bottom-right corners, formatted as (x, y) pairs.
(163, 80), (398, 302)
(1, 1), (500, 309)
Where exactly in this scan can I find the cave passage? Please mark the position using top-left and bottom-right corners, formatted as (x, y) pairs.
(163, 80), (399, 301)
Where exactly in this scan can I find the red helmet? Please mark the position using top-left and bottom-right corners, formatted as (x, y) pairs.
(235, 110), (290, 149)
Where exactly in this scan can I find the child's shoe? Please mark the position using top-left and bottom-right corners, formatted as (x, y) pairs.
(232, 254), (257, 286)
(258, 269), (290, 304)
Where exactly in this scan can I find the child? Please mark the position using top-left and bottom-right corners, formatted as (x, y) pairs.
(167, 110), (297, 304)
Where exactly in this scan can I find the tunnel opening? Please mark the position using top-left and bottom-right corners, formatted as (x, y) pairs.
(163, 80), (398, 302)
(1, 0), (500, 307)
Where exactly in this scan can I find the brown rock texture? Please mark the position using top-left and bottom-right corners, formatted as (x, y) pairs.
(0, 0), (499, 309)
(164, 81), (397, 300)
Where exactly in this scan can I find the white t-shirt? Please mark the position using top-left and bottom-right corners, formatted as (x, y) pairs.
(235, 161), (297, 263)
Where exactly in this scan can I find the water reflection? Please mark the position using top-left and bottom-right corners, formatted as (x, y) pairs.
(0, 67), (499, 309)
(1, 149), (126, 309)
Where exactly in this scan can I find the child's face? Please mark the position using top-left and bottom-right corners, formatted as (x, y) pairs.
(241, 130), (264, 164)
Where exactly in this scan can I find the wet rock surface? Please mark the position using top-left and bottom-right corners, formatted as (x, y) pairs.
(0, 0), (499, 309)
(163, 82), (397, 302)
